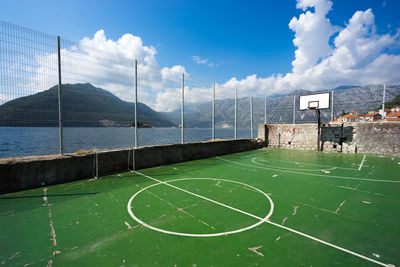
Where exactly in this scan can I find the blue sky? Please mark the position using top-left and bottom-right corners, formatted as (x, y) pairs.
(1, 0), (400, 111)
(1, 0), (398, 82)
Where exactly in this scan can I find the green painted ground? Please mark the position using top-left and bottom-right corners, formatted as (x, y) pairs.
(1, 148), (400, 266)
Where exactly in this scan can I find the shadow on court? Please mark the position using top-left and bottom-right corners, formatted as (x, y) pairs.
(0, 192), (99, 200)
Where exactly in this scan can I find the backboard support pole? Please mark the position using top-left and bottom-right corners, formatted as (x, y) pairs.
(316, 109), (321, 151)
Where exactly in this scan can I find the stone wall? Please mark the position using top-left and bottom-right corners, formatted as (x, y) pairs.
(320, 124), (356, 153)
(0, 139), (265, 194)
(357, 123), (400, 155)
(259, 123), (318, 150)
(258, 122), (400, 156)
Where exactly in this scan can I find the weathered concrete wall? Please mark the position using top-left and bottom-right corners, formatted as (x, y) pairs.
(357, 123), (400, 155)
(258, 123), (318, 150)
(321, 124), (356, 153)
(258, 122), (400, 156)
(0, 139), (265, 194)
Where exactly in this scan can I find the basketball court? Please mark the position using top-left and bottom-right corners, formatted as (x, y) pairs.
(1, 148), (399, 266)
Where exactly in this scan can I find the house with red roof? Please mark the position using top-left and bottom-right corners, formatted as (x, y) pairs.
(391, 106), (400, 112)
(379, 108), (391, 118)
(385, 111), (400, 122)
(359, 112), (382, 122)
(337, 114), (359, 123)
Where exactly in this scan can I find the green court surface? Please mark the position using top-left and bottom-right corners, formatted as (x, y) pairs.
(1, 148), (400, 266)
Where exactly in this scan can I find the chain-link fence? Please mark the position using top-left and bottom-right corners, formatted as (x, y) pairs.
(0, 21), (59, 157)
(1, 21), (399, 158)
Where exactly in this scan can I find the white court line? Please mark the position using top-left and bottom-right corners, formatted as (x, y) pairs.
(132, 171), (391, 267)
(257, 159), (338, 172)
(243, 151), (271, 158)
(266, 220), (391, 267)
(129, 175), (274, 237)
(260, 158), (357, 171)
(216, 157), (400, 183)
(358, 155), (367, 171)
(133, 172), (273, 222)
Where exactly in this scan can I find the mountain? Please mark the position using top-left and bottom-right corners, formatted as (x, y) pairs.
(165, 84), (400, 127)
(0, 83), (175, 127)
(334, 85), (359, 90)
(375, 95), (400, 110)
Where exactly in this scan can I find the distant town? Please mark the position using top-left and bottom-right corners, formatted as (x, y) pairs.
(331, 106), (400, 123)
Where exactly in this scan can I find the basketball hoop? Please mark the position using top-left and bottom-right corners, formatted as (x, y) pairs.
(299, 93), (329, 152)
(308, 101), (319, 110)
(299, 92), (329, 111)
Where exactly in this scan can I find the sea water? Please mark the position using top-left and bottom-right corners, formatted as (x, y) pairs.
(0, 127), (257, 158)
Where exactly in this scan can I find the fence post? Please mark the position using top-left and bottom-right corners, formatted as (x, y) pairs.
(134, 59), (138, 147)
(382, 83), (386, 120)
(132, 148), (135, 172)
(293, 95), (296, 124)
(250, 96), (253, 139)
(95, 151), (99, 179)
(212, 83), (215, 141)
(264, 97), (267, 124)
(57, 36), (63, 155)
(234, 89), (237, 139)
(181, 73), (184, 144)
(331, 89), (334, 122)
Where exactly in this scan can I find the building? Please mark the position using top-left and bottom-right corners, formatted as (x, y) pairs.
(391, 106), (400, 112)
(337, 114), (359, 123)
(385, 111), (400, 122)
(330, 118), (340, 123)
(378, 108), (391, 118)
(359, 112), (382, 122)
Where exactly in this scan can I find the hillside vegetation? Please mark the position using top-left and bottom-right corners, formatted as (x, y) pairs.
(0, 83), (175, 127)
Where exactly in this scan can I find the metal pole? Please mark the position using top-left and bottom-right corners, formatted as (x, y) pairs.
(264, 97), (267, 124)
(181, 73), (184, 144)
(317, 110), (321, 151)
(134, 59), (138, 147)
(250, 96), (253, 139)
(293, 95), (296, 124)
(382, 83), (386, 120)
(234, 89), (237, 139)
(330, 89), (334, 122)
(57, 36), (63, 155)
(212, 83), (215, 141)
(95, 151), (99, 179)
(132, 148), (135, 172)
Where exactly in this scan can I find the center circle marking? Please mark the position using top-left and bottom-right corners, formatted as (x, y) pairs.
(127, 177), (274, 237)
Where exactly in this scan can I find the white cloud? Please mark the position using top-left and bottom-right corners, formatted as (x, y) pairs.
(29, 30), (186, 109)
(289, 0), (339, 73)
(193, 55), (216, 68)
(25, 0), (400, 112)
(193, 55), (208, 64)
(219, 0), (400, 98)
(154, 85), (212, 112)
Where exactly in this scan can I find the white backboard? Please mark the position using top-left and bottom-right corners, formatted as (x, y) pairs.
(299, 92), (330, 110)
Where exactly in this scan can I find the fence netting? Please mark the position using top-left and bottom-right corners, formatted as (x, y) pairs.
(0, 21), (59, 157)
(59, 38), (135, 153)
(1, 21), (399, 158)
